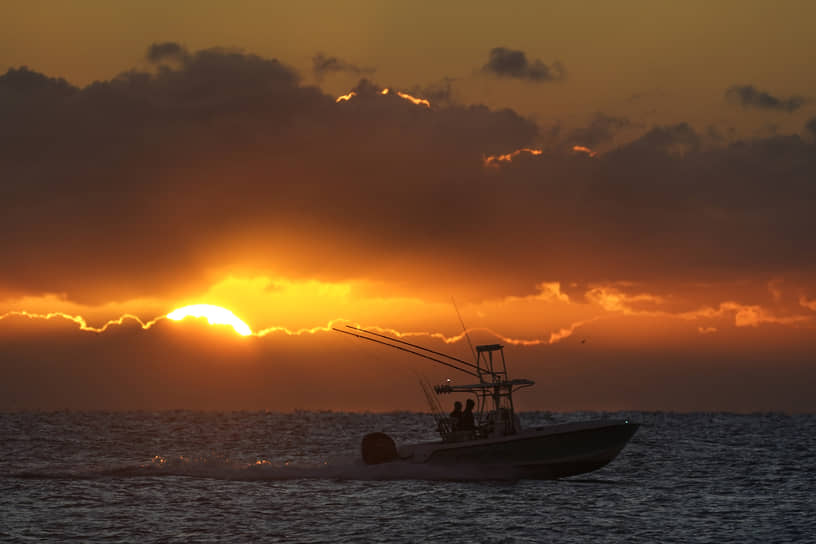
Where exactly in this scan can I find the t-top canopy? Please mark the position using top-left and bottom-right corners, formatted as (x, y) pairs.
(476, 344), (504, 352)
(434, 379), (535, 394)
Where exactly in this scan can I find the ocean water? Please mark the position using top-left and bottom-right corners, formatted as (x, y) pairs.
(1, 411), (814, 543)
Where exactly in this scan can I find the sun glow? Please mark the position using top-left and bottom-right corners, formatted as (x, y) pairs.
(0, 310), (161, 332)
(334, 88), (430, 107)
(572, 145), (598, 157)
(0, 277), (596, 345)
(483, 147), (543, 167)
(166, 304), (253, 336)
(11, 277), (809, 347)
(395, 91), (430, 107)
(335, 91), (356, 103)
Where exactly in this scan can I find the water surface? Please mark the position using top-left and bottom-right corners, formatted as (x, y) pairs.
(1, 411), (813, 542)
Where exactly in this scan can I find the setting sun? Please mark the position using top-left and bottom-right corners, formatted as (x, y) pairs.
(166, 304), (252, 336)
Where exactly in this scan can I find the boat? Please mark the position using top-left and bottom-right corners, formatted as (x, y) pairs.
(335, 325), (639, 479)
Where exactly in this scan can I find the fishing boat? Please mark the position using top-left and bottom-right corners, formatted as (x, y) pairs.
(336, 325), (639, 479)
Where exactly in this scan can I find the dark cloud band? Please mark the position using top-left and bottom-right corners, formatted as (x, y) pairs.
(725, 84), (805, 112)
(1, 45), (815, 305)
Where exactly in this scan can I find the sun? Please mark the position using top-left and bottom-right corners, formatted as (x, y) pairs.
(166, 304), (253, 336)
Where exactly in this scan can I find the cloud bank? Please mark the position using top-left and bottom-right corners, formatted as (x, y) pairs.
(1, 43), (815, 308)
(2, 310), (815, 412)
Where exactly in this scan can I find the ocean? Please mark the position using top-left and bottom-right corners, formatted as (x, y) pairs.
(1, 411), (813, 543)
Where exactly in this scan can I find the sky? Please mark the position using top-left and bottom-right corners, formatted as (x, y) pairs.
(1, 1), (815, 412)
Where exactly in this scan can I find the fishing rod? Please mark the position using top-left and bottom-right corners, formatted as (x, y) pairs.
(333, 327), (479, 378)
(344, 325), (484, 374)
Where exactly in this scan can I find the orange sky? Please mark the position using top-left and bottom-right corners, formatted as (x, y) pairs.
(1, 2), (815, 411)
(2, 1), (815, 137)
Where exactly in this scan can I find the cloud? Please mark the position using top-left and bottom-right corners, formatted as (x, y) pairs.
(725, 84), (805, 112)
(312, 52), (374, 80)
(800, 295), (816, 312)
(1, 44), (816, 309)
(0, 49), (537, 303)
(806, 117), (816, 138)
(410, 77), (456, 106)
(481, 47), (565, 82)
(567, 113), (630, 147)
(618, 122), (700, 154)
(0, 66), (76, 107)
(146, 41), (189, 64)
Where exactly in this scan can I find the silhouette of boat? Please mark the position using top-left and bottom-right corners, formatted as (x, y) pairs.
(336, 326), (639, 479)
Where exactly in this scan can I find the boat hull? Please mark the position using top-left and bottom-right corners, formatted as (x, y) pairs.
(398, 420), (639, 479)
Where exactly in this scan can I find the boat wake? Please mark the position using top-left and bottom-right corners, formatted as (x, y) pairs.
(12, 454), (522, 482)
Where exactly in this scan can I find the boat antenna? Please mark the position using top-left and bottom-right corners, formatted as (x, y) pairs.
(452, 297), (476, 362)
(333, 327), (480, 377)
(343, 325), (482, 373)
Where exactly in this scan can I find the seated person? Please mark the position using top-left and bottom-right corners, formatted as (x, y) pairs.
(459, 398), (476, 430)
(448, 401), (462, 430)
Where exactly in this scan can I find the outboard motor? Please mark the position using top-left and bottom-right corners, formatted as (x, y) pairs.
(361, 432), (398, 464)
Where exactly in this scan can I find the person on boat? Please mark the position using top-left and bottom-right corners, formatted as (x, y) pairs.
(460, 399), (476, 430)
(448, 401), (463, 430)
